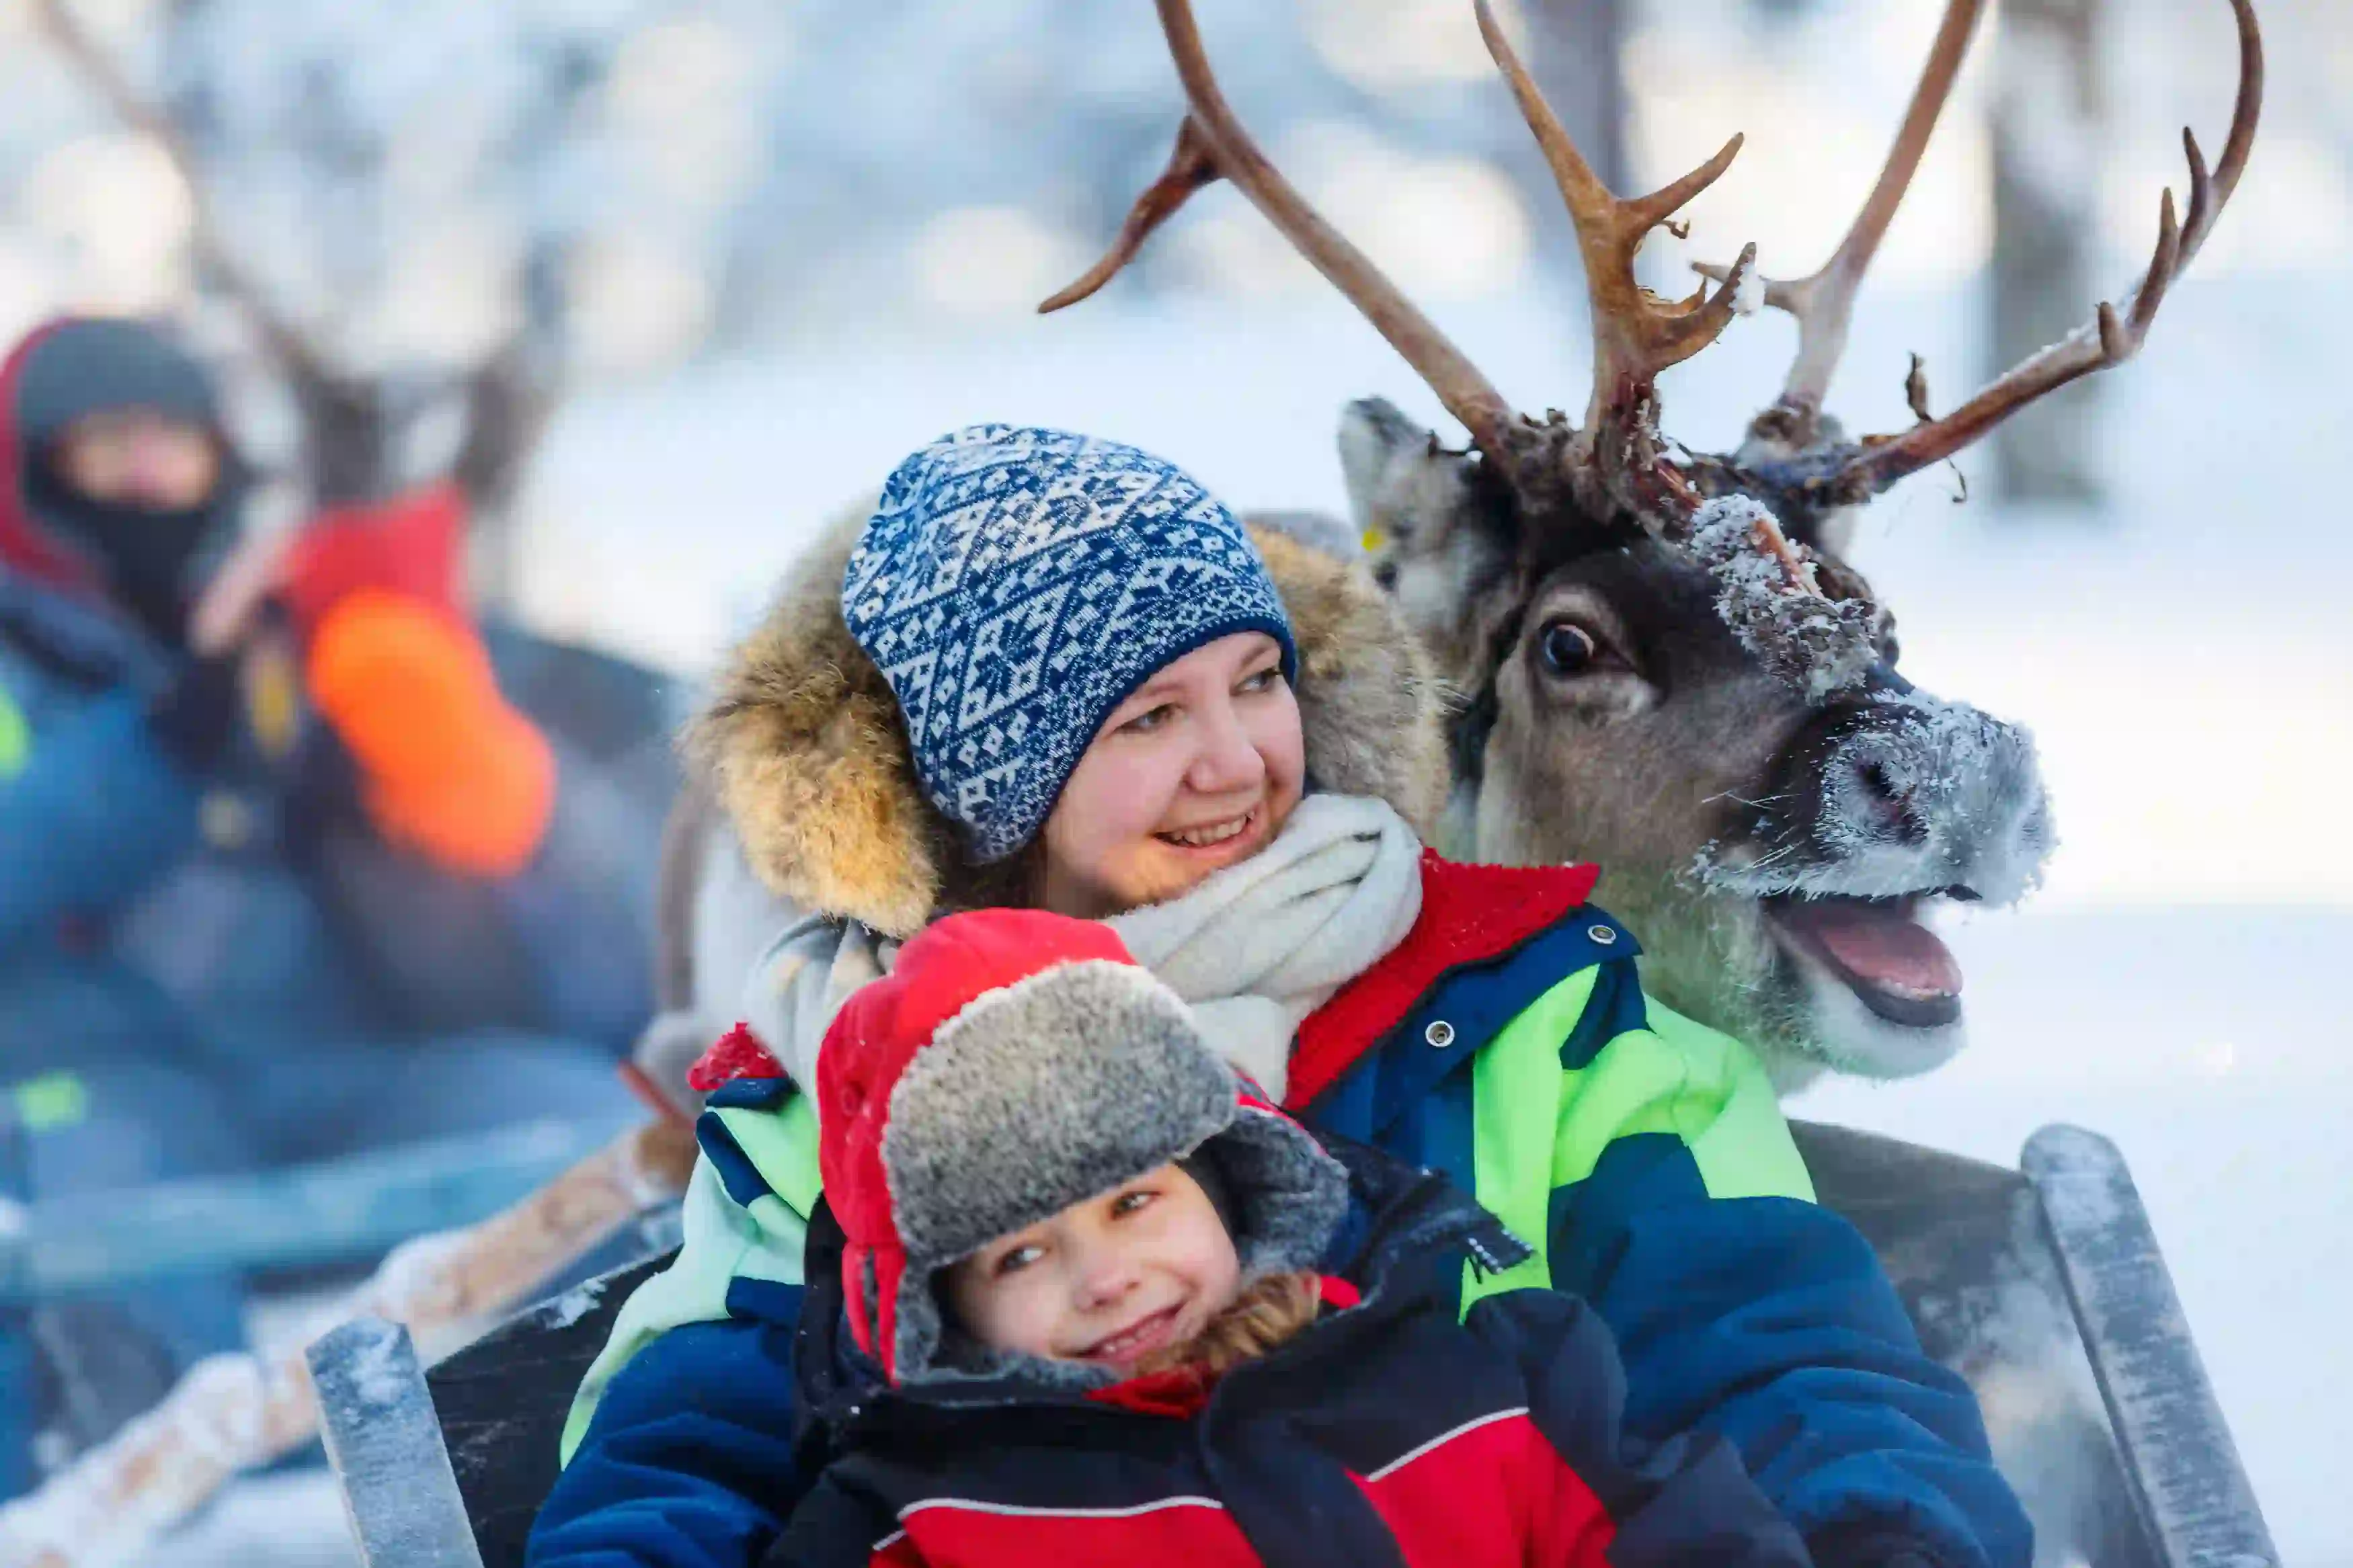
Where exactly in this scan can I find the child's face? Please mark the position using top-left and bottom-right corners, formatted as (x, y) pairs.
(945, 1163), (1241, 1370)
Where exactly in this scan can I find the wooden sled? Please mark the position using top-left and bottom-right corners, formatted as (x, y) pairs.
(311, 1122), (2279, 1568)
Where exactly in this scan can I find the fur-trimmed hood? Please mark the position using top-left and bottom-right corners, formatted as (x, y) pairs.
(693, 506), (1450, 938)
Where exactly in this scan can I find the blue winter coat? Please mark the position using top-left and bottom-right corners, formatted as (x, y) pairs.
(0, 570), (661, 1495)
(532, 864), (2030, 1568)
(0, 572), (658, 1076)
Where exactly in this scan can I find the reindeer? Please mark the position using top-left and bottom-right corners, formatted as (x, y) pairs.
(1043, 0), (2260, 1091)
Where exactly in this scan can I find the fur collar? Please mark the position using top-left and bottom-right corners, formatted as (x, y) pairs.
(693, 508), (1450, 938)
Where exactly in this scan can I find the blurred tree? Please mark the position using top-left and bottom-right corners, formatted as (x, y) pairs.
(17, 0), (1621, 532)
(1494, 0), (1629, 319)
(34, 0), (776, 597)
(715, 1), (1556, 336)
(1522, 0), (1628, 194)
(1989, 0), (2105, 503)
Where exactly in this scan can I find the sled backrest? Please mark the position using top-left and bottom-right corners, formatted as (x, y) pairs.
(1792, 1122), (2274, 1568)
(1796, 1122), (2153, 1568)
(370, 1122), (2273, 1568)
(419, 1253), (670, 1567)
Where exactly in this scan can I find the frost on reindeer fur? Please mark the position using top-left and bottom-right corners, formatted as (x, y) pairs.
(1689, 496), (1884, 702)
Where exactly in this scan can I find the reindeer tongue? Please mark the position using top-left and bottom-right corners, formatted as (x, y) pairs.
(1776, 899), (1962, 1024)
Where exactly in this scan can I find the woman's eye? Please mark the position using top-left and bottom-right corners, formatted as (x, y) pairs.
(1121, 704), (1174, 735)
(995, 1244), (1043, 1276)
(1538, 621), (1599, 676)
(1236, 667), (1279, 696)
(1111, 1190), (1156, 1217)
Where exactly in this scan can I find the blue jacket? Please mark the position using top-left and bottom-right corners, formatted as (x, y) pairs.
(531, 859), (2030, 1568)
(0, 571), (661, 1060)
(0, 581), (196, 943)
(0, 566), (669, 1497)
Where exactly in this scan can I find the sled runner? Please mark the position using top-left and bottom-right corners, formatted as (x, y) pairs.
(305, 1121), (2275, 1568)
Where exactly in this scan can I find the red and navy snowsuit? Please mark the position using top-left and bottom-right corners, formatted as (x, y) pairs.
(766, 1143), (1816, 1568)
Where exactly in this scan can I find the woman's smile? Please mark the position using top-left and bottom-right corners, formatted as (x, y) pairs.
(1155, 806), (1262, 854)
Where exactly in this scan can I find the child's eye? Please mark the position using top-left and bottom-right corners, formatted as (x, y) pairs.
(1111, 1189), (1157, 1218)
(994, 1244), (1044, 1276)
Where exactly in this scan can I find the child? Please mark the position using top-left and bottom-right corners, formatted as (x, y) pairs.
(768, 908), (1815, 1568)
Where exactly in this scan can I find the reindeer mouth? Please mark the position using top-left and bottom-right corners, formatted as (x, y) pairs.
(1764, 895), (1964, 1029)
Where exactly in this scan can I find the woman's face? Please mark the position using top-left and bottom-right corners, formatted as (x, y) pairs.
(1035, 631), (1304, 918)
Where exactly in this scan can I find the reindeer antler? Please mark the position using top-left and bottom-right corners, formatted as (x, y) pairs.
(1050, 0), (1768, 527)
(1771, 0), (2261, 503)
(1470, 0), (1754, 444)
(1043, 0), (1518, 468)
(1694, 0), (1987, 432)
(1050, 0), (1876, 685)
(1039, 118), (1221, 316)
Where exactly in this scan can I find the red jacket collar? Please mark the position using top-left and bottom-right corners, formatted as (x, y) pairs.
(1285, 852), (1601, 1111)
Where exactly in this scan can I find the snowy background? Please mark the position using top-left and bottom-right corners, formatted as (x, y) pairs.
(0, 0), (2342, 1562)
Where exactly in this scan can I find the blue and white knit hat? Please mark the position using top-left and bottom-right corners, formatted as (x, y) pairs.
(841, 425), (1298, 864)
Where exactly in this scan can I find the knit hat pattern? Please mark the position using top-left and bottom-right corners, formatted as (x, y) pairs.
(840, 424), (1298, 864)
(817, 909), (1347, 1388)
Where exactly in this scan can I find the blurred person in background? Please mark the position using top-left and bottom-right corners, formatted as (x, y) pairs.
(0, 315), (651, 1497)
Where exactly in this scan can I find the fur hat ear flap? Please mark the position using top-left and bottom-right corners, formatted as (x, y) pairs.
(1187, 1110), (1349, 1285)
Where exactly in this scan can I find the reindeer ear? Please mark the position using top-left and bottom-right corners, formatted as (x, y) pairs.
(1337, 397), (1478, 561)
(1334, 397), (1511, 688)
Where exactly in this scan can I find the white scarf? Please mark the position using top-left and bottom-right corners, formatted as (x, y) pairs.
(750, 794), (1424, 1103)
(1107, 793), (1425, 1101)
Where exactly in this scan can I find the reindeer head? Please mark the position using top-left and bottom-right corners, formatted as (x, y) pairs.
(1045, 0), (2260, 1087)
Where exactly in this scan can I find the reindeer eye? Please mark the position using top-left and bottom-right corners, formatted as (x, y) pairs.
(1538, 622), (1598, 675)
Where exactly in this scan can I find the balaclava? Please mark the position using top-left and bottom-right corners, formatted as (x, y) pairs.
(0, 317), (239, 645)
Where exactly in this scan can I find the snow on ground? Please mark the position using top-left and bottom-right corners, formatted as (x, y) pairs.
(156, 274), (2346, 1563)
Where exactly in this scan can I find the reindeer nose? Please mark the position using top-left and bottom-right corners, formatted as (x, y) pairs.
(1837, 746), (1927, 845)
(1808, 694), (2052, 905)
(1851, 756), (1926, 843)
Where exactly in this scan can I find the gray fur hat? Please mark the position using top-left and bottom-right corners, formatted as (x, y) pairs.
(816, 908), (1347, 1386)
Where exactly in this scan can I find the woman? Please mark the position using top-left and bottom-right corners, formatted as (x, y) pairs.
(530, 425), (2028, 1568)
